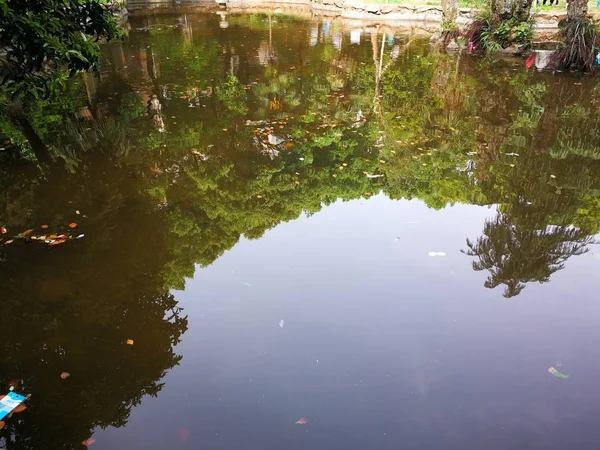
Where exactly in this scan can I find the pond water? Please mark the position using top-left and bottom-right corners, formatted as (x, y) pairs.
(2, 11), (600, 450)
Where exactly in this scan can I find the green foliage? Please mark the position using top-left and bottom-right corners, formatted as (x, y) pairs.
(0, 0), (122, 99)
(467, 6), (534, 52)
(216, 76), (249, 115)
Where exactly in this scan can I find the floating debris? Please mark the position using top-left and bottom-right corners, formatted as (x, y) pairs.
(428, 252), (446, 257)
(0, 392), (27, 421)
(295, 417), (308, 425)
(279, 319), (285, 329)
(548, 366), (569, 379)
(126, 339), (134, 345)
(60, 372), (70, 380)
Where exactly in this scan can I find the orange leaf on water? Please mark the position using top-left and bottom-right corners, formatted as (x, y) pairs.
(21, 229), (34, 237)
(126, 339), (134, 345)
(81, 438), (96, 446)
(295, 417), (308, 425)
(13, 405), (26, 413)
(41, 224), (49, 229)
(68, 223), (77, 229)
(0, 421), (4, 430)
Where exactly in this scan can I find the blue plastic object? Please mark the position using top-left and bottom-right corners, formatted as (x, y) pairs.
(0, 392), (26, 420)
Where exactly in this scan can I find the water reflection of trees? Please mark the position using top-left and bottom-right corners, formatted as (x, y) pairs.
(464, 215), (593, 297)
(0, 165), (187, 449)
(5, 16), (600, 302)
(5, 14), (600, 443)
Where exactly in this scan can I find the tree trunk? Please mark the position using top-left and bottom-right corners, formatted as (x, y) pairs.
(491, 0), (533, 22)
(7, 99), (52, 166)
(441, 0), (458, 29)
(567, 0), (587, 20)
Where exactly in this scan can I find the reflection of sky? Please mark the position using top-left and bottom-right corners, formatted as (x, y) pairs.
(97, 196), (600, 450)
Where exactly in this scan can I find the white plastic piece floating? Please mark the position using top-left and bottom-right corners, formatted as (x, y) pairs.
(267, 134), (284, 145)
(428, 252), (446, 257)
(279, 319), (285, 328)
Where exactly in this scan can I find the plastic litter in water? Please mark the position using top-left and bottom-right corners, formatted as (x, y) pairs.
(548, 366), (569, 379)
(279, 319), (285, 328)
(0, 392), (26, 421)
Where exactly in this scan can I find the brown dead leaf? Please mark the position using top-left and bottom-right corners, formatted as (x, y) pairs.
(81, 438), (96, 446)
(295, 417), (308, 425)
(68, 223), (77, 229)
(13, 405), (26, 413)
(0, 421), (4, 430)
(49, 234), (58, 239)
(21, 229), (34, 237)
(126, 339), (134, 345)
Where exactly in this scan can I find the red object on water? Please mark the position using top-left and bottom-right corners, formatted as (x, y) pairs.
(178, 428), (190, 443)
(1, 226), (6, 234)
(526, 53), (536, 70)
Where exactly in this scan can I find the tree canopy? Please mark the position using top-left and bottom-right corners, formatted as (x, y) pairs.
(0, 0), (122, 99)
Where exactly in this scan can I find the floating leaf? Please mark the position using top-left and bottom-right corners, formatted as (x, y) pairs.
(126, 339), (134, 345)
(0, 421), (4, 430)
(295, 417), (308, 425)
(48, 239), (66, 246)
(81, 438), (96, 446)
(21, 229), (33, 237)
(76, 210), (81, 215)
(60, 372), (70, 380)
(68, 223), (77, 229)
(4, 240), (13, 245)
(13, 405), (26, 413)
(1, 227), (6, 234)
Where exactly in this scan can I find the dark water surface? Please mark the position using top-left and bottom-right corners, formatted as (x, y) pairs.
(2, 12), (600, 450)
